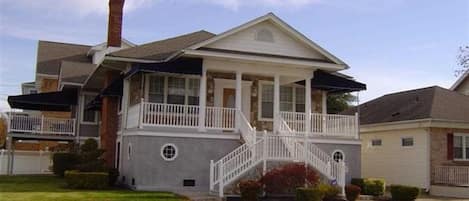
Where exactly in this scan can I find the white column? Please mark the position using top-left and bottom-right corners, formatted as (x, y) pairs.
(305, 76), (312, 134)
(273, 74), (280, 133)
(198, 67), (207, 132)
(322, 91), (327, 114)
(122, 78), (130, 129)
(235, 71), (242, 131)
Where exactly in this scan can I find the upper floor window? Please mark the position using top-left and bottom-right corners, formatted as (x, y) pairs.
(454, 134), (469, 160)
(401, 137), (414, 147)
(147, 75), (200, 105)
(256, 29), (274, 42)
(82, 95), (97, 124)
(259, 83), (306, 119)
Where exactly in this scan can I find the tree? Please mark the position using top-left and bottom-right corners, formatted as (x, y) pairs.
(327, 93), (357, 114)
(456, 45), (469, 76)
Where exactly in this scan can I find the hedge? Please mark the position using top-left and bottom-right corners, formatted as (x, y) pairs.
(52, 153), (78, 177)
(296, 187), (324, 201)
(351, 178), (385, 196)
(316, 183), (340, 201)
(390, 185), (420, 201)
(64, 170), (109, 189)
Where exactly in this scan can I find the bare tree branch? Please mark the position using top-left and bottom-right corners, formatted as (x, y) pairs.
(456, 45), (469, 77)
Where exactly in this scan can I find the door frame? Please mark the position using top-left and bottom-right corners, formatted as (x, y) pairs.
(214, 78), (252, 121)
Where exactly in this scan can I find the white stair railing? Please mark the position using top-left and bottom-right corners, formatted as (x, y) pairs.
(210, 118), (347, 197)
(238, 111), (256, 145)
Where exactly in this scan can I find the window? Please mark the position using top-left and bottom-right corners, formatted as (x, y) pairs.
(147, 75), (200, 105)
(332, 150), (345, 162)
(454, 134), (469, 160)
(161, 143), (178, 161)
(82, 95), (97, 124)
(401, 137), (414, 147)
(371, 139), (382, 147)
(148, 75), (164, 103)
(30, 89), (37, 94)
(259, 83), (306, 119)
(256, 29), (274, 42)
(127, 143), (132, 160)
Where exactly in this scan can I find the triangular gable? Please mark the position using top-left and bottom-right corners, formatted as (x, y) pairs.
(189, 13), (347, 67)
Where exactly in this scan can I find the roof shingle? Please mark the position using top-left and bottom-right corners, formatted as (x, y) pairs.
(36, 41), (91, 75)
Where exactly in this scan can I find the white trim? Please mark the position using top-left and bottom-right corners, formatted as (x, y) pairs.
(127, 142), (132, 160)
(306, 138), (361, 145)
(80, 93), (98, 125)
(453, 133), (469, 161)
(183, 49), (345, 71)
(360, 118), (469, 133)
(123, 130), (241, 140)
(36, 73), (59, 78)
(104, 55), (163, 63)
(187, 13), (347, 67)
(160, 143), (178, 161)
(450, 69), (468, 90)
(332, 149), (345, 162)
(401, 137), (415, 148)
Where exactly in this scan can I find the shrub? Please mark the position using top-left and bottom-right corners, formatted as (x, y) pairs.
(75, 139), (106, 172)
(52, 153), (78, 177)
(345, 185), (361, 201)
(108, 168), (119, 186)
(64, 170), (109, 189)
(317, 183), (341, 201)
(351, 178), (385, 196)
(239, 180), (262, 201)
(296, 187), (324, 201)
(390, 185), (420, 201)
(259, 163), (319, 194)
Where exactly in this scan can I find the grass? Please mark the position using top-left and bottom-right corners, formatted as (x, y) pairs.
(0, 175), (188, 201)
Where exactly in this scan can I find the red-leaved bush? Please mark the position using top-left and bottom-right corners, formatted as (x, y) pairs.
(259, 163), (319, 194)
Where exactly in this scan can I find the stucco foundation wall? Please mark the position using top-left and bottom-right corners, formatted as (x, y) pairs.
(315, 143), (361, 183)
(361, 128), (430, 188)
(119, 135), (241, 191)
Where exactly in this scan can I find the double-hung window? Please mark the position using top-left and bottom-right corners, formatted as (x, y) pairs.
(82, 94), (97, 124)
(259, 83), (306, 119)
(454, 134), (469, 160)
(147, 75), (200, 105)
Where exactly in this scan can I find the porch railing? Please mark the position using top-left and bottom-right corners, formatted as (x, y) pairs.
(8, 114), (75, 135)
(433, 166), (469, 186)
(280, 111), (358, 138)
(127, 101), (236, 131)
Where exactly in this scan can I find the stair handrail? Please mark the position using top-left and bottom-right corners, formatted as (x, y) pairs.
(238, 111), (256, 145)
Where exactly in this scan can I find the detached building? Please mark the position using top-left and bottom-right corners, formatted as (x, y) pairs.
(344, 86), (469, 198)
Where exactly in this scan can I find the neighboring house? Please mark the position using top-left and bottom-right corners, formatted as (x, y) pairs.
(451, 69), (469, 95)
(344, 86), (469, 198)
(5, 0), (366, 197)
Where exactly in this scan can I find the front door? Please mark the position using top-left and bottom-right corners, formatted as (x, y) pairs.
(223, 88), (236, 108)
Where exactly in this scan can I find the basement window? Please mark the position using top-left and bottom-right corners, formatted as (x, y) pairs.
(332, 150), (345, 163)
(161, 143), (178, 161)
(183, 179), (196, 187)
(371, 139), (382, 147)
(401, 137), (414, 147)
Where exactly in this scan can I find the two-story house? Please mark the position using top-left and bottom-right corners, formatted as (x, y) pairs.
(6, 0), (366, 197)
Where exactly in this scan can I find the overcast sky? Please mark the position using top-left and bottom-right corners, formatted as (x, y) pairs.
(0, 0), (468, 111)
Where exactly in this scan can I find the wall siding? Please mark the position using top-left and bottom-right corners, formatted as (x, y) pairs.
(361, 128), (430, 188)
(206, 21), (327, 60)
(455, 78), (469, 96)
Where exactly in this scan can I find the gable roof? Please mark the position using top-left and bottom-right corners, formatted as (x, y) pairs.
(36, 41), (92, 75)
(188, 13), (347, 67)
(451, 69), (469, 90)
(59, 61), (96, 85)
(108, 30), (215, 61)
(343, 86), (469, 125)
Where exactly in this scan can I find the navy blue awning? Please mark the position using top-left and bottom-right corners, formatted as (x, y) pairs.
(297, 70), (366, 93)
(8, 89), (78, 111)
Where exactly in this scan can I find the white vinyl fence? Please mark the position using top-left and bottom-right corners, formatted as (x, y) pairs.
(0, 149), (52, 175)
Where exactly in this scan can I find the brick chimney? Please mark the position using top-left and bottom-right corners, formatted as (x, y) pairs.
(107, 0), (125, 47)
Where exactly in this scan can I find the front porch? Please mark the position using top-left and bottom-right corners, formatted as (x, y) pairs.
(7, 113), (76, 136)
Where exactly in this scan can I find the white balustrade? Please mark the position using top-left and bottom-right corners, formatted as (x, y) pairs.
(8, 114), (75, 135)
(280, 111), (358, 138)
(433, 166), (469, 186)
(141, 102), (200, 128)
(238, 111), (256, 144)
(205, 107), (236, 130)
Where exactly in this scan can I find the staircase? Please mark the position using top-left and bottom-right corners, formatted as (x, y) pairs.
(209, 112), (347, 197)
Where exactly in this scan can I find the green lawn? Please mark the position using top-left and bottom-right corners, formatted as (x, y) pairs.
(0, 175), (188, 201)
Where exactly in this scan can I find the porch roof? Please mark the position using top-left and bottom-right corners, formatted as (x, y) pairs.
(7, 89), (78, 111)
(126, 57), (203, 77)
(297, 70), (366, 93)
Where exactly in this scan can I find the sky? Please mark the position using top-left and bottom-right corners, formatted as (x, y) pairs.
(0, 0), (468, 111)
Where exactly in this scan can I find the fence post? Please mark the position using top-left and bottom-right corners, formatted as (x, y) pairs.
(40, 115), (45, 134)
(340, 161), (346, 196)
(209, 160), (214, 192)
(39, 150), (43, 173)
(263, 130), (267, 176)
(354, 112), (359, 139)
(0, 149), (4, 174)
(218, 163), (224, 198)
(138, 98), (144, 129)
